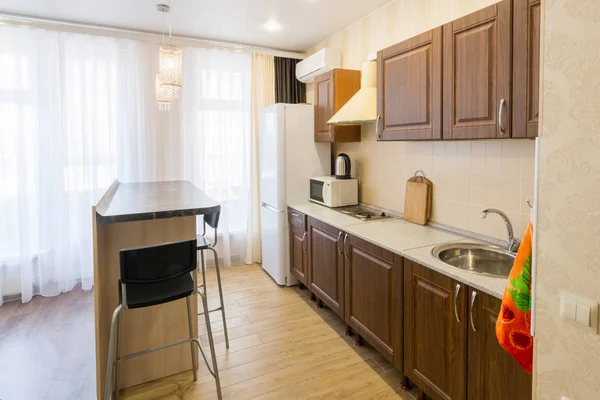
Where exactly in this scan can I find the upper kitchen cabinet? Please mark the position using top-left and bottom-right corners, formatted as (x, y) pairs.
(377, 28), (443, 141)
(314, 69), (362, 143)
(443, 0), (512, 139)
(513, 0), (541, 138)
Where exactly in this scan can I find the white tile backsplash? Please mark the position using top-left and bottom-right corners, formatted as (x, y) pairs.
(334, 131), (536, 241)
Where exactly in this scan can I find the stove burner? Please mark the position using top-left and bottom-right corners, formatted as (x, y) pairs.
(337, 206), (394, 222)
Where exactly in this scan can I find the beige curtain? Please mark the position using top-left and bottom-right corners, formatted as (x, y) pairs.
(246, 54), (275, 264)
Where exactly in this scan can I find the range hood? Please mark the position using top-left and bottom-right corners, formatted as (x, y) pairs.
(327, 61), (377, 125)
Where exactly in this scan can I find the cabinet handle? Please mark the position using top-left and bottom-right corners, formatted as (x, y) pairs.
(328, 125), (334, 142)
(343, 234), (349, 259)
(291, 212), (301, 218)
(454, 284), (461, 323)
(337, 231), (343, 255)
(302, 232), (307, 252)
(470, 291), (478, 332)
(498, 99), (506, 137)
(376, 115), (382, 140)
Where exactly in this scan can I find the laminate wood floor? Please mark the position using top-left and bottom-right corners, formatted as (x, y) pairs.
(0, 265), (418, 400)
(0, 284), (96, 400)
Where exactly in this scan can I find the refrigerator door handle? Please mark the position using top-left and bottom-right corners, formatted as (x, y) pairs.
(262, 202), (286, 214)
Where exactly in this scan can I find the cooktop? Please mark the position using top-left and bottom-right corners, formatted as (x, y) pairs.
(336, 205), (394, 222)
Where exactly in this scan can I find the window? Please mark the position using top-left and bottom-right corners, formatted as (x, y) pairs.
(182, 48), (252, 235)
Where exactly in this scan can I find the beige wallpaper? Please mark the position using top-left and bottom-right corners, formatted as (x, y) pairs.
(534, 0), (600, 398)
(306, 0), (536, 241)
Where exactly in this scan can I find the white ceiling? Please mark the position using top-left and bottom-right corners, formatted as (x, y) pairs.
(0, 0), (392, 52)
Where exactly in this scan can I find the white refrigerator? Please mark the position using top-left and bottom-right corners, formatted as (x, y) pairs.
(260, 104), (331, 286)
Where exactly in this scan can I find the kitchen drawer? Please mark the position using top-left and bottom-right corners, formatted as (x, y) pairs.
(288, 208), (306, 230)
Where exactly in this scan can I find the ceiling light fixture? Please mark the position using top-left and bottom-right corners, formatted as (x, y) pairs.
(262, 21), (282, 32)
(156, 74), (173, 111)
(156, 2), (182, 111)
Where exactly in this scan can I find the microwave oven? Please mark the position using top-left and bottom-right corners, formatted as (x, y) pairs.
(309, 176), (358, 208)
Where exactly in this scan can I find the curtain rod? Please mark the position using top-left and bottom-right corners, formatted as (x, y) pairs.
(0, 12), (306, 59)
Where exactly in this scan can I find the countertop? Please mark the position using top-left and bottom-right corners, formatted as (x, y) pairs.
(95, 180), (220, 224)
(288, 202), (508, 299)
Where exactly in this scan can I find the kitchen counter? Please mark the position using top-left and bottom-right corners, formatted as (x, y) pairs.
(96, 180), (220, 224)
(288, 202), (507, 299)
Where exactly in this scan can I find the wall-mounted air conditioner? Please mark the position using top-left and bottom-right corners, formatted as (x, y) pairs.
(296, 48), (341, 84)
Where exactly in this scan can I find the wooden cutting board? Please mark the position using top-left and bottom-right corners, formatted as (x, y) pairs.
(404, 172), (432, 225)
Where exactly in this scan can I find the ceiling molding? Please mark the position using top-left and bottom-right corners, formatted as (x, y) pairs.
(0, 12), (307, 59)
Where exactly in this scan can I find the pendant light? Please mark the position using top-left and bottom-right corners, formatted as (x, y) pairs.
(156, 74), (173, 111)
(159, 45), (182, 98)
(156, 2), (182, 109)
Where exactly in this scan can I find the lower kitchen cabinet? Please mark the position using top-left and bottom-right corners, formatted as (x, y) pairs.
(288, 208), (308, 286)
(289, 225), (307, 286)
(307, 217), (345, 318)
(344, 233), (404, 369)
(405, 259), (533, 400)
(404, 259), (467, 400)
(467, 288), (533, 400)
(293, 214), (532, 399)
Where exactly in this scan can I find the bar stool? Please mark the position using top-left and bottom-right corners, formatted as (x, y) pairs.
(104, 239), (222, 400)
(197, 207), (229, 348)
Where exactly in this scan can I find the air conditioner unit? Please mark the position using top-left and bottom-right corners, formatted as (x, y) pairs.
(296, 48), (342, 84)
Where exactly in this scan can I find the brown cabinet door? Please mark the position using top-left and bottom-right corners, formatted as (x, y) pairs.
(314, 69), (361, 143)
(513, 0), (541, 138)
(377, 27), (443, 141)
(443, 0), (512, 139)
(289, 223), (307, 286)
(404, 259), (467, 400)
(307, 217), (344, 318)
(467, 289), (533, 400)
(314, 71), (334, 143)
(344, 234), (403, 370)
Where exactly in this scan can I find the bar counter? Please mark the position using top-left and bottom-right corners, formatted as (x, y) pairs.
(92, 180), (218, 398)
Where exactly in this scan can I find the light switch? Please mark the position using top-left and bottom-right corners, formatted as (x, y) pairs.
(561, 296), (578, 321)
(560, 291), (599, 334)
(576, 303), (592, 327)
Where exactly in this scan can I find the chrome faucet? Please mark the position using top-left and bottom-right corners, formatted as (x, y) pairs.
(480, 208), (521, 253)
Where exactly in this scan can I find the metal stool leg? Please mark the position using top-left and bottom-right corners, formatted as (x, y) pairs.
(210, 247), (229, 348)
(200, 264), (222, 399)
(114, 311), (123, 400)
(186, 296), (198, 381)
(197, 249), (206, 314)
(199, 249), (207, 290)
(104, 304), (123, 400)
(200, 249), (206, 282)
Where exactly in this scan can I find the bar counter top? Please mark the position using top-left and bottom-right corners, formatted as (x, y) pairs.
(95, 180), (219, 224)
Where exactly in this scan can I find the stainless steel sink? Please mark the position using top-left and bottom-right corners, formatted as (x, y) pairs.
(431, 243), (516, 278)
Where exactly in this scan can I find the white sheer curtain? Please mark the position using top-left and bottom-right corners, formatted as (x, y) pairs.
(181, 48), (252, 267)
(0, 25), (256, 304)
(0, 26), (123, 304)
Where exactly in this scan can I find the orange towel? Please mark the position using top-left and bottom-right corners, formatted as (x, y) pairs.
(496, 222), (533, 374)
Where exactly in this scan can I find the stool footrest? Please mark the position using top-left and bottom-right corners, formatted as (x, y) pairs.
(199, 306), (223, 316)
(114, 337), (217, 378)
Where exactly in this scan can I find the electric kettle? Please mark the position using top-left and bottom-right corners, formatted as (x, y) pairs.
(335, 153), (352, 180)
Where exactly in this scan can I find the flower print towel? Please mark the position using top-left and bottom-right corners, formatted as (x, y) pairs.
(496, 222), (534, 374)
